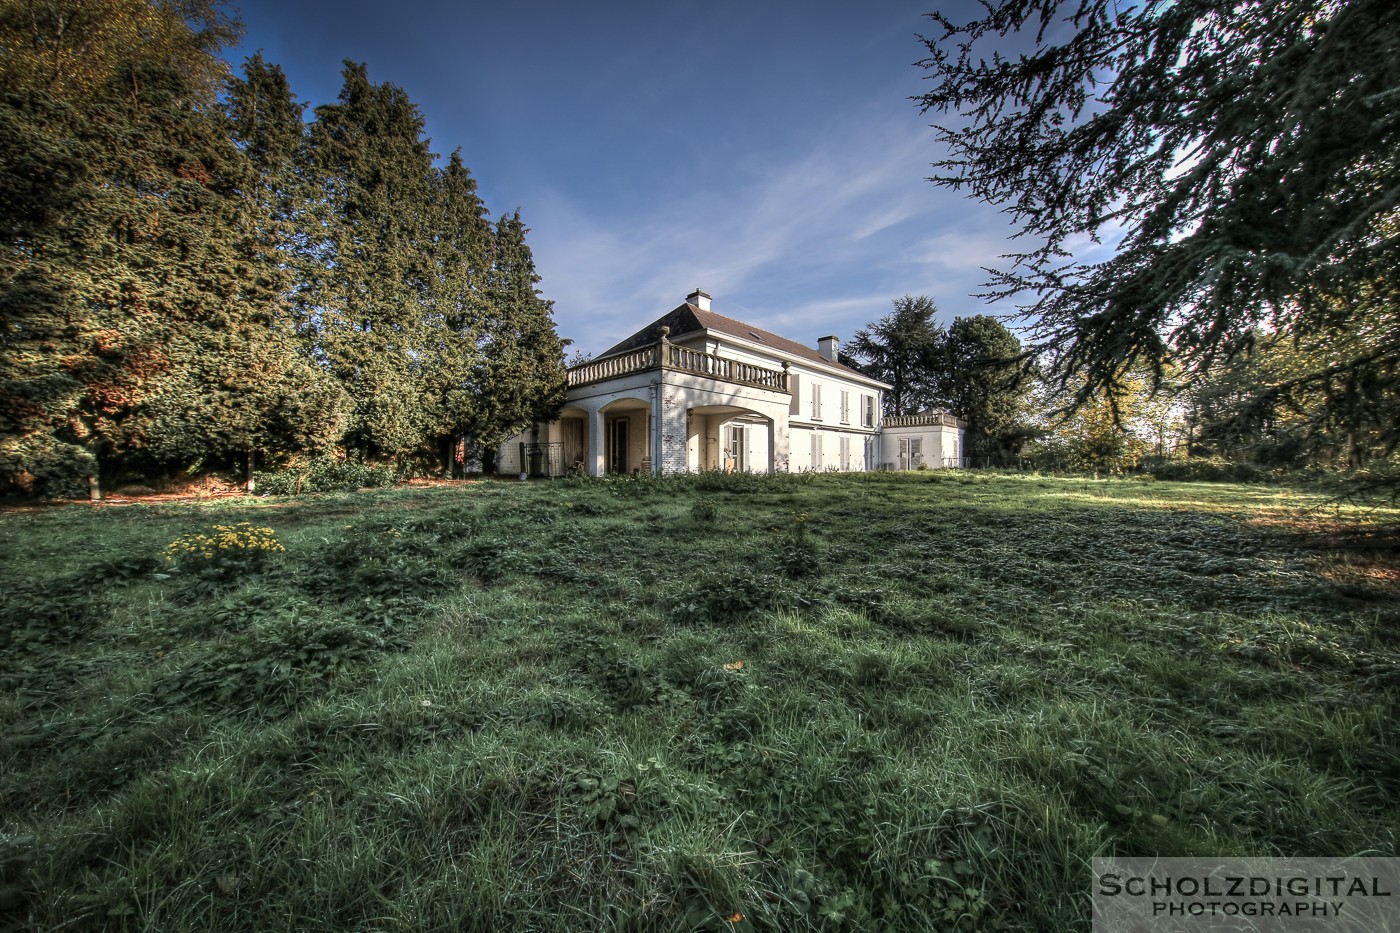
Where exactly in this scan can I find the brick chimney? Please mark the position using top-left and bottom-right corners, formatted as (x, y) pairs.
(687, 288), (712, 312)
(818, 335), (839, 362)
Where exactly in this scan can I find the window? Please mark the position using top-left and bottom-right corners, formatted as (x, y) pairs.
(862, 394), (875, 427)
(839, 436), (850, 471)
(840, 391), (850, 424)
(910, 437), (923, 467)
(810, 432), (822, 468)
(788, 374), (801, 415)
(811, 383), (822, 420)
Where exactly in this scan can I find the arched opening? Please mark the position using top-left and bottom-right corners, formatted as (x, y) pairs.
(600, 397), (653, 475)
(686, 404), (775, 473)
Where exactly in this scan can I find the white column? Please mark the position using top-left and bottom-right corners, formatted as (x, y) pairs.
(588, 407), (605, 477)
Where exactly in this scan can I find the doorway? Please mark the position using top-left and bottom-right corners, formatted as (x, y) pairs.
(727, 425), (745, 472)
(607, 417), (629, 474)
(562, 419), (585, 473)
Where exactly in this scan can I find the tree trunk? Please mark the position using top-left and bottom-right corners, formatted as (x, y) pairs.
(87, 438), (102, 500)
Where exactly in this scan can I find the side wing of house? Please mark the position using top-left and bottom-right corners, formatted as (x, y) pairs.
(878, 413), (967, 470)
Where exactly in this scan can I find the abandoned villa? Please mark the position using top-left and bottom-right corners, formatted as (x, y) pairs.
(497, 290), (965, 477)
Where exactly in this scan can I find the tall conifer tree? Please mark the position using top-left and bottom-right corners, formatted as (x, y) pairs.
(0, 22), (249, 495)
(845, 296), (944, 416)
(303, 62), (438, 463)
(178, 54), (351, 488)
(470, 211), (566, 457)
(2, 9), (572, 493)
(933, 316), (1034, 465)
(916, 0), (1400, 466)
(420, 151), (493, 474)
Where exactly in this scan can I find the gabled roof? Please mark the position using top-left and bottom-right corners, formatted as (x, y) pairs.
(597, 301), (884, 384)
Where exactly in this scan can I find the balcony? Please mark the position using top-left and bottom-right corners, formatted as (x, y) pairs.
(567, 340), (790, 393)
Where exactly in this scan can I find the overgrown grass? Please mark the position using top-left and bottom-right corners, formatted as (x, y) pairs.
(2, 472), (1397, 931)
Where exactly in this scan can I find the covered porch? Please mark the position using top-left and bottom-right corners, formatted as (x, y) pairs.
(522, 399), (783, 477)
(685, 404), (776, 473)
(503, 326), (795, 477)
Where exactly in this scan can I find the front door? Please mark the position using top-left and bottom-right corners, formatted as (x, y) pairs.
(607, 417), (628, 474)
(727, 425), (745, 472)
(898, 437), (923, 470)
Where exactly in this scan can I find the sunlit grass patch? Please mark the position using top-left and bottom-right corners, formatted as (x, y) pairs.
(1, 473), (1396, 930)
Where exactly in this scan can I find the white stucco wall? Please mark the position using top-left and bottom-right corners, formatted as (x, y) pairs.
(878, 422), (965, 470)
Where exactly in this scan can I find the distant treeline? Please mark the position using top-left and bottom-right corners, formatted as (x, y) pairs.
(0, 0), (565, 498)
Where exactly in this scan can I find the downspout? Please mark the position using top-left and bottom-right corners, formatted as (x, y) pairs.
(650, 381), (660, 476)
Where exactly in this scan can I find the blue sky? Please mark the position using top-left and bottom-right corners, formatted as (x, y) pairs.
(228, 0), (1039, 358)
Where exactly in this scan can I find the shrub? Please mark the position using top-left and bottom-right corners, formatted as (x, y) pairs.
(670, 570), (789, 623)
(153, 615), (390, 715)
(0, 435), (96, 499)
(0, 582), (104, 655)
(298, 522), (463, 598)
(256, 458), (399, 496)
(690, 498), (719, 523)
(772, 512), (820, 578)
(1141, 456), (1263, 483)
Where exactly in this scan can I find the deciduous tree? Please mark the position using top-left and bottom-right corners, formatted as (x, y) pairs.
(0, 0), (238, 100)
(1, 47), (250, 495)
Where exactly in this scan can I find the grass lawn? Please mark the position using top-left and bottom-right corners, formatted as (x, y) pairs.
(2, 471), (1397, 931)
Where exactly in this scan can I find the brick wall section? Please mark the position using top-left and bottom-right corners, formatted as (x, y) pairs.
(660, 391), (688, 474)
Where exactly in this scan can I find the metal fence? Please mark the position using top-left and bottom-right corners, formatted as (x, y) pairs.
(496, 442), (569, 478)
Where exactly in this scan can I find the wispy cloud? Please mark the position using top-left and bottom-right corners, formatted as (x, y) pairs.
(909, 230), (1018, 274)
(531, 112), (990, 355)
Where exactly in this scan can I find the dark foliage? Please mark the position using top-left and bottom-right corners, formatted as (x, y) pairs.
(917, 0), (1400, 467)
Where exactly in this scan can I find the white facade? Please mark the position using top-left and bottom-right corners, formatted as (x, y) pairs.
(498, 291), (964, 477)
(877, 413), (966, 470)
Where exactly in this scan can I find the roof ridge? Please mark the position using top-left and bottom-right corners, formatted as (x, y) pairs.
(588, 299), (886, 386)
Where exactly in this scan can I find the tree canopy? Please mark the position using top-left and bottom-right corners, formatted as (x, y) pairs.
(844, 295), (943, 417)
(846, 300), (1035, 462)
(933, 315), (1035, 464)
(0, 0), (565, 496)
(0, 0), (238, 100)
(916, 0), (1400, 465)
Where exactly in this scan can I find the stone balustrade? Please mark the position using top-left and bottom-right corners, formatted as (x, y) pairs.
(884, 413), (962, 427)
(567, 338), (789, 392)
